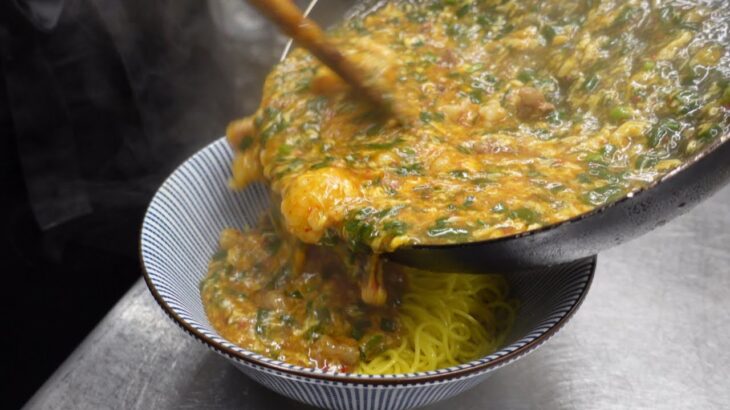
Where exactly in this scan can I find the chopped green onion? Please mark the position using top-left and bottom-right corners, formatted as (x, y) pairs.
(255, 308), (270, 336)
(380, 318), (397, 332)
(609, 106), (633, 122)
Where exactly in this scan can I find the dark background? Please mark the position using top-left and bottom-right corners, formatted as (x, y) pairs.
(1, 0), (284, 407)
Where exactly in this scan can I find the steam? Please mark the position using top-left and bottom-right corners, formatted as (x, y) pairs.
(87, 0), (276, 174)
(84, 0), (354, 181)
(23, 0), (360, 230)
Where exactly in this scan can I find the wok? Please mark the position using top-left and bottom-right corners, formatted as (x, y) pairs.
(280, 0), (730, 272)
(391, 136), (730, 272)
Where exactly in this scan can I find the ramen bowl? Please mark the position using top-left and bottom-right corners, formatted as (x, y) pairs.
(141, 138), (596, 410)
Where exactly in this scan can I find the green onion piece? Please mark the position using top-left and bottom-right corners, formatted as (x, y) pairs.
(455, 4), (470, 18)
(238, 136), (254, 151)
(697, 124), (723, 142)
(361, 334), (385, 360)
(517, 69), (535, 83)
(383, 220), (407, 236)
(380, 318), (397, 332)
(351, 319), (370, 341)
(584, 75), (600, 91)
(509, 208), (540, 224)
(721, 86), (730, 106)
(609, 106), (633, 122)
(211, 249), (227, 262)
(255, 308), (270, 336)
(542, 25), (556, 43)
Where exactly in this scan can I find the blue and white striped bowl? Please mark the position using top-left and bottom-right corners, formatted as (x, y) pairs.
(141, 138), (596, 410)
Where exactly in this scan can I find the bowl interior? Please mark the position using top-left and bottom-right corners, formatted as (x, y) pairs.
(141, 138), (595, 380)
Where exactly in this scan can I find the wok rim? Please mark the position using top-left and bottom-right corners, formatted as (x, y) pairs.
(290, 0), (730, 257)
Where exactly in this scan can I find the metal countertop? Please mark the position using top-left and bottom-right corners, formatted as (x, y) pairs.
(24, 186), (730, 410)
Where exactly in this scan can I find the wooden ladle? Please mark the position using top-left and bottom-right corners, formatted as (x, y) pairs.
(246, 0), (400, 119)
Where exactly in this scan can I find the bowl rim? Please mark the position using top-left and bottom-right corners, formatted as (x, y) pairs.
(142, 255), (594, 384)
(140, 142), (596, 384)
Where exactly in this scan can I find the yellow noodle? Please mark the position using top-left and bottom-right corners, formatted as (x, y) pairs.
(358, 270), (517, 374)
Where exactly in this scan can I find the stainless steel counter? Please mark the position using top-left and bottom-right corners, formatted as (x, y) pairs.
(24, 185), (730, 410)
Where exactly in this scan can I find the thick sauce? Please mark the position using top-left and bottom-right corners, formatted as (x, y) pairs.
(201, 219), (514, 373)
(229, 0), (730, 252)
(201, 221), (398, 372)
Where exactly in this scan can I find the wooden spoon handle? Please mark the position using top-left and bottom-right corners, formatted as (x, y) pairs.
(246, 0), (394, 115)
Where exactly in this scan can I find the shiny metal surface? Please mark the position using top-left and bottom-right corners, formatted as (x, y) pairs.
(24, 185), (730, 410)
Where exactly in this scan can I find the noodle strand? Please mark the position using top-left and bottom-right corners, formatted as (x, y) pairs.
(357, 270), (517, 374)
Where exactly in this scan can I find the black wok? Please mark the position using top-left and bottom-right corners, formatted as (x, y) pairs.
(389, 136), (730, 272)
(286, 0), (730, 273)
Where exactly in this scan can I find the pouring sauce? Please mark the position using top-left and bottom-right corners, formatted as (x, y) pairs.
(229, 0), (730, 253)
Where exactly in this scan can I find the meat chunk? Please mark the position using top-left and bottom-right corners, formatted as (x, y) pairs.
(280, 167), (362, 243)
(515, 87), (555, 120)
(310, 335), (360, 370)
(311, 67), (346, 95)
